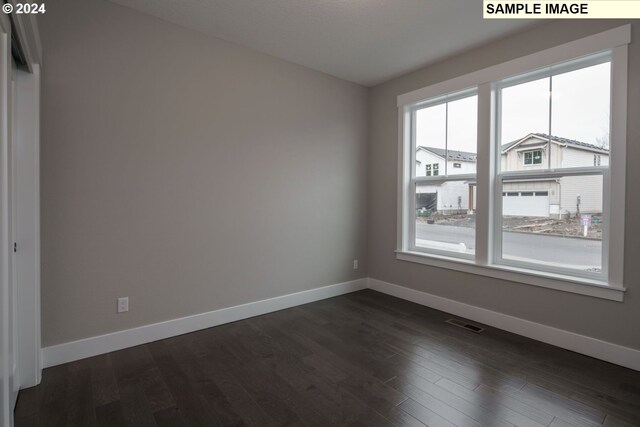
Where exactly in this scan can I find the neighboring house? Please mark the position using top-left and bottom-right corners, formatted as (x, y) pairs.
(415, 146), (477, 214)
(416, 133), (609, 217)
(500, 133), (608, 218)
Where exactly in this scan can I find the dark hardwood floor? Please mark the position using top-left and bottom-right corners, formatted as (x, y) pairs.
(15, 290), (640, 426)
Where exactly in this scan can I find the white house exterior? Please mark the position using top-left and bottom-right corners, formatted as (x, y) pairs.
(415, 147), (476, 213)
(416, 133), (608, 217)
(501, 133), (608, 218)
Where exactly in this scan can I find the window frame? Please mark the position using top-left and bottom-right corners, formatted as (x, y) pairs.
(396, 25), (629, 302)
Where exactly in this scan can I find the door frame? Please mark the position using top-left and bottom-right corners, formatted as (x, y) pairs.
(1, 8), (41, 425)
(9, 9), (42, 393)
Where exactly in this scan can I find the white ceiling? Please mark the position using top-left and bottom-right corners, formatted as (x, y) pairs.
(109, 0), (539, 86)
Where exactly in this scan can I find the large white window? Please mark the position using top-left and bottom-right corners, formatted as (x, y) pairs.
(397, 26), (629, 301)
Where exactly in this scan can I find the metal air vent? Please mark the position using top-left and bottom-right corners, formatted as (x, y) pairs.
(446, 318), (485, 334)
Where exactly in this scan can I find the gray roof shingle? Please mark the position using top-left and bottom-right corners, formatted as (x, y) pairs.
(502, 133), (609, 153)
(418, 147), (477, 162)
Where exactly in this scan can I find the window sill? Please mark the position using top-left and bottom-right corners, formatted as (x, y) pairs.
(395, 250), (625, 302)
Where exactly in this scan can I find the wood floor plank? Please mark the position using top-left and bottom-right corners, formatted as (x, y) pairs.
(12, 415), (37, 427)
(603, 414), (640, 427)
(36, 364), (71, 427)
(153, 407), (190, 427)
(227, 356), (336, 427)
(388, 373), (513, 427)
(110, 345), (175, 416)
(292, 335), (408, 412)
(389, 379), (488, 427)
(435, 377), (548, 427)
(522, 372), (640, 424)
(384, 406), (430, 427)
(459, 381), (555, 426)
(95, 400), (126, 427)
(13, 386), (39, 420)
(522, 383), (607, 424)
(478, 383), (604, 427)
(88, 354), (121, 407)
(397, 398), (456, 427)
(64, 367), (98, 427)
(196, 353), (277, 427)
(238, 323), (377, 426)
(113, 381), (158, 427)
(147, 340), (226, 427)
(164, 336), (248, 427)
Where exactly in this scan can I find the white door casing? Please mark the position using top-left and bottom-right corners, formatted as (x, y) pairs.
(0, 12), (14, 427)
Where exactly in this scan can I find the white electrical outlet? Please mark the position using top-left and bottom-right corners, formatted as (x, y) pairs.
(353, 259), (359, 269)
(117, 297), (129, 313)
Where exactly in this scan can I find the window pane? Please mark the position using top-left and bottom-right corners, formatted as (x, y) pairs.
(415, 104), (446, 177)
(501, 174), (603, 272)
(552, 62), (610, 150)
(415, 182), (475, 255)
(447, 95), (478, 175)
(500, 77), (550, 172)
(500, 77), (550, 145)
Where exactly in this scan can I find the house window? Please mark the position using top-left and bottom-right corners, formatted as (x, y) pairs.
(523, 150), (542, 165)
(397, 26), (629, 300)
(432, 164), (439, 176)
(425, 164), (431, 176)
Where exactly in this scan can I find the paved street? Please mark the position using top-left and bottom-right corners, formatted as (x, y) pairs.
(416, 223), (602, 269)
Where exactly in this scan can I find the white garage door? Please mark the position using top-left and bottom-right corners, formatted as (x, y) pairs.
(503, 191), (549, 217)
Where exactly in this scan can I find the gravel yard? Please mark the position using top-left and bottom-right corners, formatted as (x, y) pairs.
(417, 213), (602, 239)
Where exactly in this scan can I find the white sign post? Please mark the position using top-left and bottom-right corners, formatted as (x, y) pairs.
(580, 215), (592, 237)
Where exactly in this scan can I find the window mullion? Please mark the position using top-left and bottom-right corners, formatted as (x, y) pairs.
(548, 75), (553, 169)
(444, 100), (449, 176)
(475, 83), (492, 266)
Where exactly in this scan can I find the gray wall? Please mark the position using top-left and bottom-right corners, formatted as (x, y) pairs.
(368, 20), (640, 350)
(39, 0), (368, 347)
(40, 1), (640, 353)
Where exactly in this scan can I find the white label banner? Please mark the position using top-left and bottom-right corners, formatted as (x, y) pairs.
(484, 1), (640, 18)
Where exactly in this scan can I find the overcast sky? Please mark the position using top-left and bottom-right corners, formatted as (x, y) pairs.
(415, 61), (611, 154)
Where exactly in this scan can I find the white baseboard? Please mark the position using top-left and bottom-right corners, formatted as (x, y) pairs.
(42, 278), (367, 368)
(41, 276), (640, 372)
(368, 278), (640, 372)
